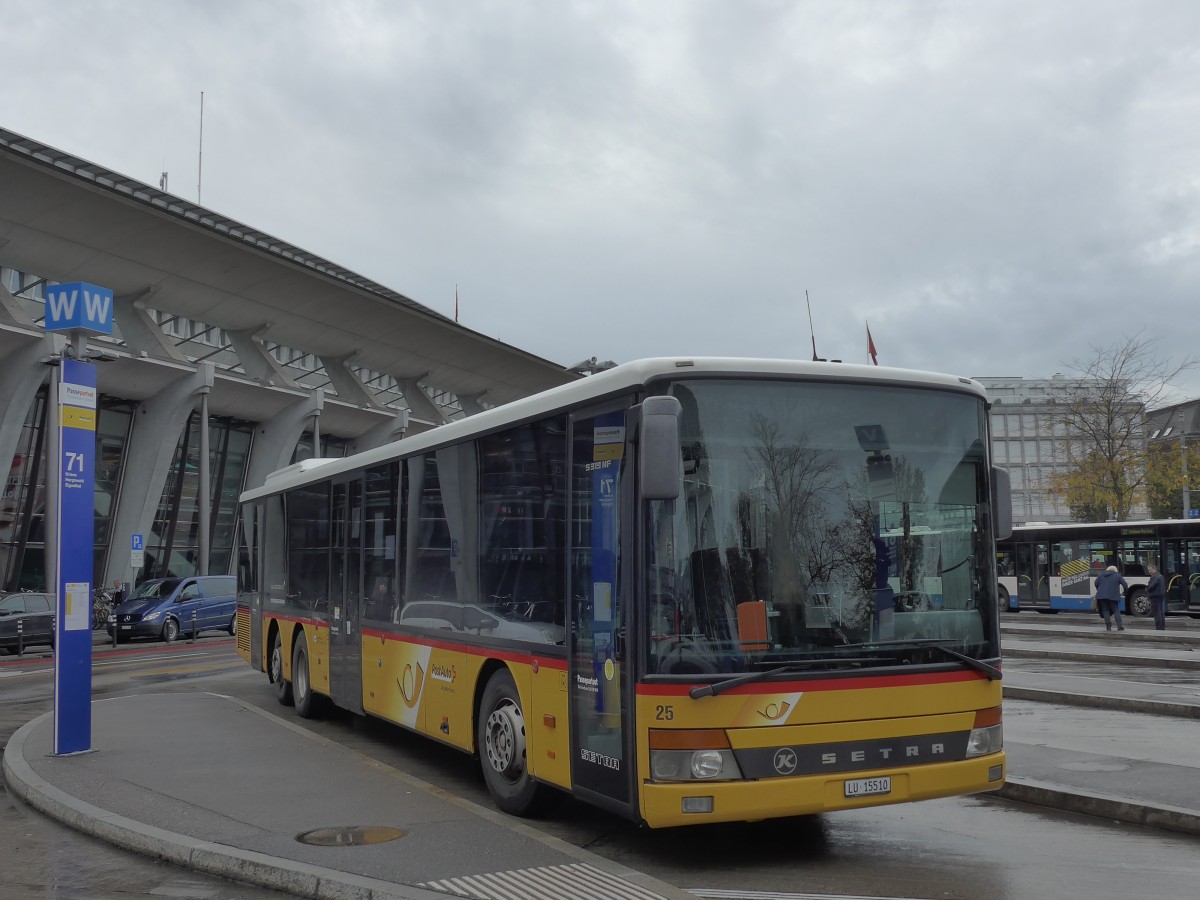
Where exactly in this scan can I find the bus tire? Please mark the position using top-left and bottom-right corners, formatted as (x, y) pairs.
(997, 585), (1010, 612)
(292, 636), (319, 719)
(478, 668), (555, 817)
(270, 630), (293, 706)
(1127, 589), (1150, 618)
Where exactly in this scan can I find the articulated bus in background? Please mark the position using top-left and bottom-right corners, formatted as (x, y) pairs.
(996, 520), (1200, 618)
(235, 357), (1011, 828)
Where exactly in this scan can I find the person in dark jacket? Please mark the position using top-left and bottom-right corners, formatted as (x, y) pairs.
(1094, 565), (1128, 631)
(1146, 564), (1167, 631)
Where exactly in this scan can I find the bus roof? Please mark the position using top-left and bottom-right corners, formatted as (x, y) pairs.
(242, 356), (987, 502)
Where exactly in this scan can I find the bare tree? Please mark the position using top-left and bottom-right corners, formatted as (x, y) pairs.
(1054, 332), (1195, 521)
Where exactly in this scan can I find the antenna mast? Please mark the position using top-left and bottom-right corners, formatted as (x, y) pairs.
(806, 289), (819, 361)
(197, 91), (204, 204)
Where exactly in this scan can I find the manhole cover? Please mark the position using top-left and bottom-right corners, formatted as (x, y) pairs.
(296, 825), (408, 846)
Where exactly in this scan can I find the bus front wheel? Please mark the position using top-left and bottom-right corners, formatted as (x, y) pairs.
(478, 669), (556, 817)
(270, 631), (293, 706)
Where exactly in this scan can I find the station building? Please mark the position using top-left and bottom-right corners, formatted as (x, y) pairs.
(0, 127), (578, 594)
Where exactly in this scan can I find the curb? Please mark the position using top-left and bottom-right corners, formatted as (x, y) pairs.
(3, 695), (696, 900)
(1002, 686), (1200, 719)
(2, 711), (443, 900)
(1001, 626), (1200, 645)
(999, 776), (1200, 837)
(1003, 647), (1200, 669)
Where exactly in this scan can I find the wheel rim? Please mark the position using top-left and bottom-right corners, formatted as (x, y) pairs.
(294, 649), (308, 701)
(484, 699), (527, 783)
(271, 639), (283, 683)
(165, 620), (178, 642)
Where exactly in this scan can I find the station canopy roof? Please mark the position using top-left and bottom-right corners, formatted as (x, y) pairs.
(0, 126), (576, 414)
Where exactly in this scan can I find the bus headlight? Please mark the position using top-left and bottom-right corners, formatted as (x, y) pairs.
(649, 730), (742, 782)
(966, 724), (1003, 757)
(650, 748), (742, 781)
(690, 749), (727, 779)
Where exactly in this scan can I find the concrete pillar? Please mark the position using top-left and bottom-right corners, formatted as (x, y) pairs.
(242, 392), (325, 493)
(0, 280), (37, 327)
(113, 289), (188, 362)
(103, 365), (215, 588)
(197, 388), (211, 576)
(397, 376), (449, 427)
(317, 353), (382, 408)
(457, 392), (488, 416)
(226, 325), (298, 388)
(0, 334), (65, 502)
(346, 409), (411, 456)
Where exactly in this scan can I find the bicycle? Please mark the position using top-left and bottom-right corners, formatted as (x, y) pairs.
(92, 587), (114, 631)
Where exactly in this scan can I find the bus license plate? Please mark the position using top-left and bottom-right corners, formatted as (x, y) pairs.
(844, 776), (891, 798)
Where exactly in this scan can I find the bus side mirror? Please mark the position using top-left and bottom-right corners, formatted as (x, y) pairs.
(991, 466), (1012, 540)
(638, 396), (682, 501)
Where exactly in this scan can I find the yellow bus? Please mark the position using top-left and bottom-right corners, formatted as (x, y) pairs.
(235, 357), (1010, 828)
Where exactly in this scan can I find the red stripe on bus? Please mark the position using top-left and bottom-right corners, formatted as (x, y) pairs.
(636, 668), (992, 696)
(269, 612), (326, 629)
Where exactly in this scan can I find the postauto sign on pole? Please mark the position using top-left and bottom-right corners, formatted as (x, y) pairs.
(44, 281), (113, 755)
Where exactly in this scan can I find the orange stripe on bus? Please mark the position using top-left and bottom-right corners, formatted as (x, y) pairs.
(649, 729), (731, 750)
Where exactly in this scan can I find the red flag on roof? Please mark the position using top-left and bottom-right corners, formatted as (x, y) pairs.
(867, 322), (878, 365)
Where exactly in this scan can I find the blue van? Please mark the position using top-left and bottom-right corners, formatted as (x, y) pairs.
(106, 575), (237, 643)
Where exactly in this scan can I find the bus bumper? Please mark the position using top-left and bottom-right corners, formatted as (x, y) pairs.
(638, 752), (1006, 828)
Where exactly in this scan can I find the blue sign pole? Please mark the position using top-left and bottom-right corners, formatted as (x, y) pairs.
(51, 357), (97, 754)
(44, 281), (110, 757)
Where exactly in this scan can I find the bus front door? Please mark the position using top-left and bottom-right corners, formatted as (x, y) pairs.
(330, 477), (364, 714)
(567, 406), (636, 820)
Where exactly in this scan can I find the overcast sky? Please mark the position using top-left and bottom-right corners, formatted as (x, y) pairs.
(5, 1), (1200, 401)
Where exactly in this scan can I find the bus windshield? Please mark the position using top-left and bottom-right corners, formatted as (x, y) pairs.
(644, 378), (996, 676)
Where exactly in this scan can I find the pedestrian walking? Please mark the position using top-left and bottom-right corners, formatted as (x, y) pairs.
(1094, 564), (1128, 631)
(1146, 564), (1167, 631)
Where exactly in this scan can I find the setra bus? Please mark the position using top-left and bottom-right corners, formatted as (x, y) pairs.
(234, 357), (1011, 828)
(996, 519), (1200, 617)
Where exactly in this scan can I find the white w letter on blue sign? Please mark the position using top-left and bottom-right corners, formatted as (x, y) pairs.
(47, 288), (78, 322)
(83, 289), (111, 325)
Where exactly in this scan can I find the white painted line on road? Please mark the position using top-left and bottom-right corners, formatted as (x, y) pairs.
(689, 892), (936, 900)
(421, 862), (672, 899)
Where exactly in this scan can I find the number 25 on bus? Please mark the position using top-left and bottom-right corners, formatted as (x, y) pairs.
(235, 358), (1011, 828)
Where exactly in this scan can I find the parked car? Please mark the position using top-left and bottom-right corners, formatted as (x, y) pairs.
(106, 576), (237, 643)
(0, 591), (54, 654)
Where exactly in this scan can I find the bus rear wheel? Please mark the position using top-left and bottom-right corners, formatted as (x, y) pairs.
(1127, 589), (1150, 618)
(478, 669), (556, 817)
(270, 631), (293, 706)
(292, 635), (320, 719)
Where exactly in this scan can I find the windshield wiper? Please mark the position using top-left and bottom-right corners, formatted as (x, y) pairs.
(916, 641), (1002, 681)
(688, 657), (893, 699)
(856, 638), (1000, 681)
(688, 640), (1001, 699)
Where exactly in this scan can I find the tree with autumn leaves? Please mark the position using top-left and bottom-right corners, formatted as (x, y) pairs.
(1051, 333), (1195, 522)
